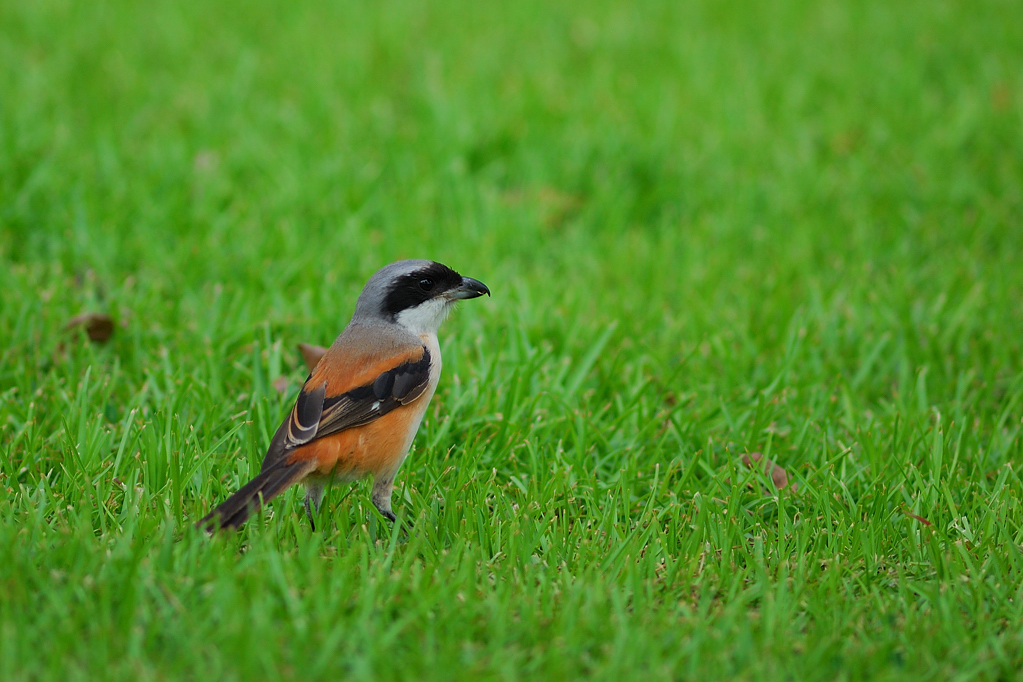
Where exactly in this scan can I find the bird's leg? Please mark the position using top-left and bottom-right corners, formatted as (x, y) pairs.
(304, 484), (325, 531)
(370, 475), (398, 523)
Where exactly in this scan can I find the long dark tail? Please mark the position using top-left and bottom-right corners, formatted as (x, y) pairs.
(199, 460), (313, 531)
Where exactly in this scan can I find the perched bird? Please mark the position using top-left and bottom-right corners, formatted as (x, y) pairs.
(199, 260), (490, 531)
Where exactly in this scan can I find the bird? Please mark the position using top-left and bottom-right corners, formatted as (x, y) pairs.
(199, 259), (490, 531)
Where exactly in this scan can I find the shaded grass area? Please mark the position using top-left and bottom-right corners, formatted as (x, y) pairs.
(2, 0), (1022, 678)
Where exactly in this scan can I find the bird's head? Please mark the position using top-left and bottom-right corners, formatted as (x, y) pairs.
(354, 259), (490, 335)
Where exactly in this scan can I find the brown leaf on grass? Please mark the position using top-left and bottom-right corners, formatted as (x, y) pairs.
(902, 509), (932, 527)
(64, 312), (115, 343)
(298, 343), (328, 371)
(272, 375), (291, 395)
(742, 452), (798, 492)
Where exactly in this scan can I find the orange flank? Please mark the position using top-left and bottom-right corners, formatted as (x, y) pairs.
(286, 403), (428, 480)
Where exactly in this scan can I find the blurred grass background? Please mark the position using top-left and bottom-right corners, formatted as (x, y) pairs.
(2, 0), (1022, 679)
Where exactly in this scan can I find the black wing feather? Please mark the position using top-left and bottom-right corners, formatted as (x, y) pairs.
(372, 371), (395, 400)
(316, 348), (431, 437)
(261, 347), (431, 473)
(291, 380), (326, 443)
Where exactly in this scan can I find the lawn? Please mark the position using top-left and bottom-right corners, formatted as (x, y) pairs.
(2, 0), (1022, 678)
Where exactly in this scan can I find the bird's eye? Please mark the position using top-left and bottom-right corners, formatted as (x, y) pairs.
(418, 278), (435, 291)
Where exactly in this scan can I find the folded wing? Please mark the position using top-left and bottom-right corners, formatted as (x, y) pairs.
(261, 345), (432, 472)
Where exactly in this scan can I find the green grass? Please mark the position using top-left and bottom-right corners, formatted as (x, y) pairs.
(2, 0), (1023, 678)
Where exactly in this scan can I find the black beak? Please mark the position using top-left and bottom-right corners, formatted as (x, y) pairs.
(450, 276), (491, 300)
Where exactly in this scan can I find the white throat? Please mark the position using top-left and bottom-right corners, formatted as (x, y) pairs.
(395, 297), (453, 336)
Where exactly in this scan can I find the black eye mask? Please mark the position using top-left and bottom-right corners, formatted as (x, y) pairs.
(383, 262), (463, 318)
